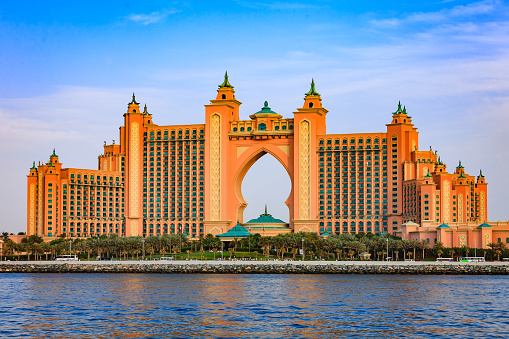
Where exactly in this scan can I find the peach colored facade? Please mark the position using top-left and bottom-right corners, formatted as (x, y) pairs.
(27, 74), (491, 240)
(398, 221), (509, 249)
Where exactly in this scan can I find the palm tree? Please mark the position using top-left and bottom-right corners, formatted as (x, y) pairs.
(348, 250), (355, 260)
(133, 248), (141, 260)
(147, 247), (155, 260)
(434, 241), (444, 258)
(495, 249), (502, 261)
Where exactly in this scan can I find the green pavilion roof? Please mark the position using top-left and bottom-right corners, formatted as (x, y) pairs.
(246, 206), (286, 224)
(477, 222), (491, 228)
(216, 223), (252, 238)
(437, 223), (450, 229)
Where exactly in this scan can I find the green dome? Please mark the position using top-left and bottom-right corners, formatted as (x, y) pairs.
(246, 206), (285, 223)
(254, 101), (278, 115)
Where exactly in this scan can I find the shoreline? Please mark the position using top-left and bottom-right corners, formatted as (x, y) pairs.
(1, 260), (508, 274)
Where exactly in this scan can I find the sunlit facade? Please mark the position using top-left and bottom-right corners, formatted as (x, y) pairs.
(27, 74), (489, 240)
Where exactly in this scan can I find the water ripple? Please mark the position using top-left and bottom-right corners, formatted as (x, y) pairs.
(0, 274), (508, 338)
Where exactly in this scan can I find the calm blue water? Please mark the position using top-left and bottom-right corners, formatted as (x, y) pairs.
(0, 274), (508, 338)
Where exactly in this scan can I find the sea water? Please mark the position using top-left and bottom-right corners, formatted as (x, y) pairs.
(0, 274), (508, 338)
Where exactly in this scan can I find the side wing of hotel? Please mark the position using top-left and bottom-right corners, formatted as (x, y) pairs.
(26, 74), (509, 248)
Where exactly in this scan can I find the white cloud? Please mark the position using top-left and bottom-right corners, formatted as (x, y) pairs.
(125, 9), (180, 25)
(371, 0), (501, 27)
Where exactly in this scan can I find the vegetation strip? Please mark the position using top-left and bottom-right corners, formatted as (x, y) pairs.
(2, 232), (507, 262)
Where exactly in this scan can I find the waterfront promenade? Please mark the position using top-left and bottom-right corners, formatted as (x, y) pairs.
(1, 260), (508, 274)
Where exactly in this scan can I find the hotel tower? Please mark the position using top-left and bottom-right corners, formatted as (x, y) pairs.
(27, 74), (490, 244)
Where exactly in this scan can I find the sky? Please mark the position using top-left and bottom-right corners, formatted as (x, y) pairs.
(1, 0), (508, 233)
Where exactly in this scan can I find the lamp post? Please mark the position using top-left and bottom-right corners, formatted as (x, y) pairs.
(142, 239), (145, 260)
(179, 225), (182, 254)
(221, 241), (224, 260)
(474, 239), (477, 258)
(69, 240), (72, 258)
(302, 238), (305, 261)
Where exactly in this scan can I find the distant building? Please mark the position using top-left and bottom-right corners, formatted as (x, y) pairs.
(27, 73), (493, 244)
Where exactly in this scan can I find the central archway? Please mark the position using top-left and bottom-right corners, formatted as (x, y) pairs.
(232, 146), (294, 226)
(240, 153), (291, 224)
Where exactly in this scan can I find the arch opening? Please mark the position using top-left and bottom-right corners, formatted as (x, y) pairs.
(237, 152), (291, 225)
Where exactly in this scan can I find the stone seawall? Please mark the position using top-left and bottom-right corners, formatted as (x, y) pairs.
(1, 262), (508, 275)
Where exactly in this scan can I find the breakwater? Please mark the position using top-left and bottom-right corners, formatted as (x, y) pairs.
(1, 261), (508, 274)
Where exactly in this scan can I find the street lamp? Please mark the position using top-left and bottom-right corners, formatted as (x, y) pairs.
(302, 238), (305, 261)
(142, 239), (145, 260)
(474, 238), (477, 258)
(69, 240), (72, 258)
(179, 225), (182, 254)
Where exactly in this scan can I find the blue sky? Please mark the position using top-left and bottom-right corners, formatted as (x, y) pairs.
(1, 0), (508, 233)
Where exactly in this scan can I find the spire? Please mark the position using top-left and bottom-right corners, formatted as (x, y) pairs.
(50, 149), (58, 158)
(129, 92), (140, 105)
(457, 160), (464, 169)
(393, 101), (403, 114)
(479, 169), (484, 178)
(403, 105), (407, 114)
(265, 204), (267, 215)
(305, 79), (320, 96)
(143, 104), (150, 115)
(424, 168), (432, 178)
(218, 71), (234, 88)
(31, 161), (36, 170)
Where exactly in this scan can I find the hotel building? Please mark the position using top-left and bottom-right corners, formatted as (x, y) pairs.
(27, 74), (497, 246)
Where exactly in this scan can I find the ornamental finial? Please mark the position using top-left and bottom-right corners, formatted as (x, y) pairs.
(218, 71), (234, 88)
(130, 92), (140, 105)
(305, 78), (320, 96)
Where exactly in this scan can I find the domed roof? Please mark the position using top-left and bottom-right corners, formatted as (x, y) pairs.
(246, 206), (286, 224)
(249, 101), (282, 119)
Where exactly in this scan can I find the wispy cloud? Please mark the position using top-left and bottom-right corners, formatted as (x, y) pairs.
(234, 1), (322, 10)
(371, 0), (500, 27)
(125, 9), (180, 25)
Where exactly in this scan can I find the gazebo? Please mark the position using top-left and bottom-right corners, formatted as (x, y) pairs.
(216, 222), (253, 241)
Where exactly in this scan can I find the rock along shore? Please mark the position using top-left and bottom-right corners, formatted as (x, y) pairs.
(0, 261), (508, 274)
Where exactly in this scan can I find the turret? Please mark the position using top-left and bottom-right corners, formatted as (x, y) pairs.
(303, 79), (323, 110)
(216, 71), (236, 101)
(389, 101), (413, 125)
(477, 169), (486, 184)
(207, 72), (242, 121)
(435, 156), (447, 173)
(28, 161), (37, 177)
(127, 93), (141, 114)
